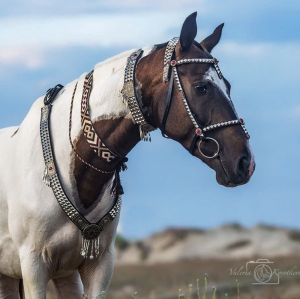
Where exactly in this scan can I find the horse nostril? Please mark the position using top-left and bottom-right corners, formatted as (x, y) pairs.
(237, 156), (250, 177)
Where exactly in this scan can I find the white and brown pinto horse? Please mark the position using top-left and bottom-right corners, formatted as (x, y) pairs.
(0, 13), (255, 299)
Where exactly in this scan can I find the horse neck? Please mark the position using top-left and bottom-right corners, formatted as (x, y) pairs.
(52, 47), (155, 218)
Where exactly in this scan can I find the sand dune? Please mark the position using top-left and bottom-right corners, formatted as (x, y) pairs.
(115, 224), (300, 265)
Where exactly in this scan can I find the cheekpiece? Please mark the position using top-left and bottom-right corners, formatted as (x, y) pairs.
(163, 37), (179, 82)
(40, 90), (122, 261)
(121, 49), (156, 141)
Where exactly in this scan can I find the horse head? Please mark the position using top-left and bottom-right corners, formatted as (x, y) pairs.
(136, 12), (255, 187)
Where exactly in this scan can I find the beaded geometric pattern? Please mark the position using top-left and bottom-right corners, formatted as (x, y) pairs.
(81, 71), (117, 163)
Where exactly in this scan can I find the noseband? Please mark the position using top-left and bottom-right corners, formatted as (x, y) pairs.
(161, 37), (250, 159)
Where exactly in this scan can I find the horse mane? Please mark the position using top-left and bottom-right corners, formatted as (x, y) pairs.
(94, 48), (134, 70)
(93, 41), (171, 71)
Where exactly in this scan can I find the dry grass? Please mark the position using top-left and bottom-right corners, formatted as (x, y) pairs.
(46, 256), (300, 299)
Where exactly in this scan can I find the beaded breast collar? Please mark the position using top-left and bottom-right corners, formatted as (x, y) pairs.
(41, 86), (122, 260)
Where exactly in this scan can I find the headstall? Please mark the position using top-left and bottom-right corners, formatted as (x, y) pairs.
(161, 37), (250, 159)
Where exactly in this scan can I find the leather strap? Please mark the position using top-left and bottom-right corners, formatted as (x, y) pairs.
(189, 134), (199, 155)
(161, 70), (174, 138)
(44, 84), (64, 105)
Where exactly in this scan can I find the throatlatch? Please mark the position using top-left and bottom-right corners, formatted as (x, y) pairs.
(40, 86), (122, 260)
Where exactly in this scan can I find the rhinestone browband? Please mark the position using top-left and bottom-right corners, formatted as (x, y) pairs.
(121, 49), (156, 141)
(40, 103), (122, 260)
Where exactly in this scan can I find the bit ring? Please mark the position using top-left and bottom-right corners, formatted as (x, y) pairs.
(198, 137), (220, 159)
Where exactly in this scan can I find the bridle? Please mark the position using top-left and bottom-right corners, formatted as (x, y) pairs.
(122, 38), (250, 159)
(160, 37), (250, 159)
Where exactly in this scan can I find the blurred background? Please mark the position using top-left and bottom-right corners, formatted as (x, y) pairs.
(1, 0), (300, 298)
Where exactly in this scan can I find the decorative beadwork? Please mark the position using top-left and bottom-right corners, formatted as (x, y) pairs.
(203, 120), (240, 132)
(40, 103), (122, 260)
(176, 58), (214, 65)
(162, 37), (250, 156)
(81, 71), (118, 163)
(176, 58), (222, 79)
(163, 37), (179, 82)
(172, 66), (200, 130)
(121, 49), (156, 141)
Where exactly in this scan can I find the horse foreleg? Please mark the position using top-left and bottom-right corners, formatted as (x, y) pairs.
(79, 247), (114, 299)
(19, 250), (48, 299)
(0, 273), (21, 299)
(52, 271), (83, 299)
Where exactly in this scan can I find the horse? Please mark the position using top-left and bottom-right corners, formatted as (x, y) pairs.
(0, 12), (255, 299)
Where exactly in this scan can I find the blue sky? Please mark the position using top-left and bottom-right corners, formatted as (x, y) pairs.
(0, 0), (300, 239)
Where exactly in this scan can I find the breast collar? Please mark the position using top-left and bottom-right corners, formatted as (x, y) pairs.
(41, 86), (122, 261)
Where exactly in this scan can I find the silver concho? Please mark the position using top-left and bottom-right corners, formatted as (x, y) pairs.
(83, 224), (101, 240)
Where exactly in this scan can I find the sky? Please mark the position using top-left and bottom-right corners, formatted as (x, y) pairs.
(0, 0), (300, 240)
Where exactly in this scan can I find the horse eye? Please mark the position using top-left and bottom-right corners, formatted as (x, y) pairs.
(194, 83), (207, 94)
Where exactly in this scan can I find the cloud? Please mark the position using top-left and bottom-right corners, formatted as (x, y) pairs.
(290, 106), (300, 118)
(0, 12), (194, 49)
(0, 46), (46, 69)
(1, 0), (298, 18)
(102, 0), (205, 10)
(0, 0), (206, 17)
(219, 42), (268, 56)
(218, 42), (300, 58)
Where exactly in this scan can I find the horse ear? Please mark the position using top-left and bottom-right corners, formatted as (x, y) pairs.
(179, 12), (198, 52)
(200, 23), (224, 53)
